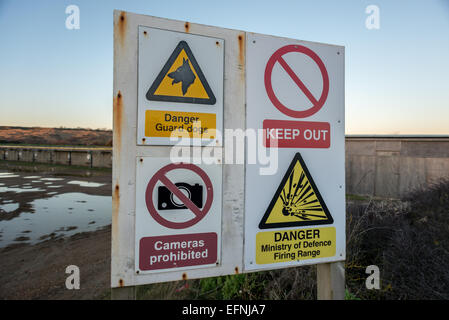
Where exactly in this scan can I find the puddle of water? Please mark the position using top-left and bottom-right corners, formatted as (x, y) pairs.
(0, 186), (44, 193)
(0, 174), (19, 178)
(0, 202), (20, 212)
(0, 170), (111, 247)
(68, 181), (105, 188)
(41, 178), (64, 181)
(0, 192), (111, 247)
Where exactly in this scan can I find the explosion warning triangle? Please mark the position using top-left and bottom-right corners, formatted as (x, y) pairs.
(146, 41), (216, 105)
(259, 153), (333, 229)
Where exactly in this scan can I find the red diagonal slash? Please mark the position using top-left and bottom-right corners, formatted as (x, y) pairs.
(159, 174), (203, 218)
(277, 56), (319, 106)
(145, 162), (213, 229)
(264, 44), (329, 119)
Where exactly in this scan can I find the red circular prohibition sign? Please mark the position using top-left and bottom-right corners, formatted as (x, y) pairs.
(145, 162), (213, 229)
(264, 44), (329, 118)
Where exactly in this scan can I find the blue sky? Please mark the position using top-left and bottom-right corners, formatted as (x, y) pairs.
(0, 0), (448, 133)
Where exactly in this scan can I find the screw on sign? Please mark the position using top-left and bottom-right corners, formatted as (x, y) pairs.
(145, 162), (213, 229)
(264, 44), (329, 118)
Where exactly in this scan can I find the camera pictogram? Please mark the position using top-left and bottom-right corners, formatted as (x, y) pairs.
(158, 182), (203, 210)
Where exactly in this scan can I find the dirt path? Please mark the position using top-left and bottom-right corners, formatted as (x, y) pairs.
(0, 225), (111, 300)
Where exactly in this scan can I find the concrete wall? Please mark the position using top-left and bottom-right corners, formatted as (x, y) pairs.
(70, 151), (92, 167)
(0, 146), (112, 168)
(92, 150), (113, 168)
(346, 136), (449, 198)
(52, 150), (71, 165)
(34, 150), (52, 163)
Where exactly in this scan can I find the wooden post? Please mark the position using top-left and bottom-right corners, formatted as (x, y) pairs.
(317, 262), (345, 300)
(111, 286), (136, 300)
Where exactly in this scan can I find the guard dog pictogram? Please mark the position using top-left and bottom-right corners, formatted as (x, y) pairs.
(167, 58), (196, 95)
(146, 41), (216, 105)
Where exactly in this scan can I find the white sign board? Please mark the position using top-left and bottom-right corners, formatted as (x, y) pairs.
(112, 10), (344, 288)
(244, 33), (345, 271)
(137, 26), (224, 146)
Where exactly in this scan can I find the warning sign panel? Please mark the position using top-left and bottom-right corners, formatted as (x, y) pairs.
(137, 26), (224, 146)
(146, 41), (216, 105)
(244, 32), (345, 271)
(135, 157), (222, 273)
(256, 227), (336, 264)
(259, 153), (333, 229)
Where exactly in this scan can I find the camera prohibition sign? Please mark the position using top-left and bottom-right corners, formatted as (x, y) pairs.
(145, 162), (214, 229)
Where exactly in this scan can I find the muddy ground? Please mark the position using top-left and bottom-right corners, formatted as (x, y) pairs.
(0, 226), (111, 300)
(0, 161), (112, 300)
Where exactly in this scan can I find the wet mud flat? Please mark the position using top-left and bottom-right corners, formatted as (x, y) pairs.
(0, 161), (112, 299)
(0, 226), (111, 300)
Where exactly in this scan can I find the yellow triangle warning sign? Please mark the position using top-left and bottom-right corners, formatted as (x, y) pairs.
(146, 41), (216, 105)
(259, 153), (333, 229)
